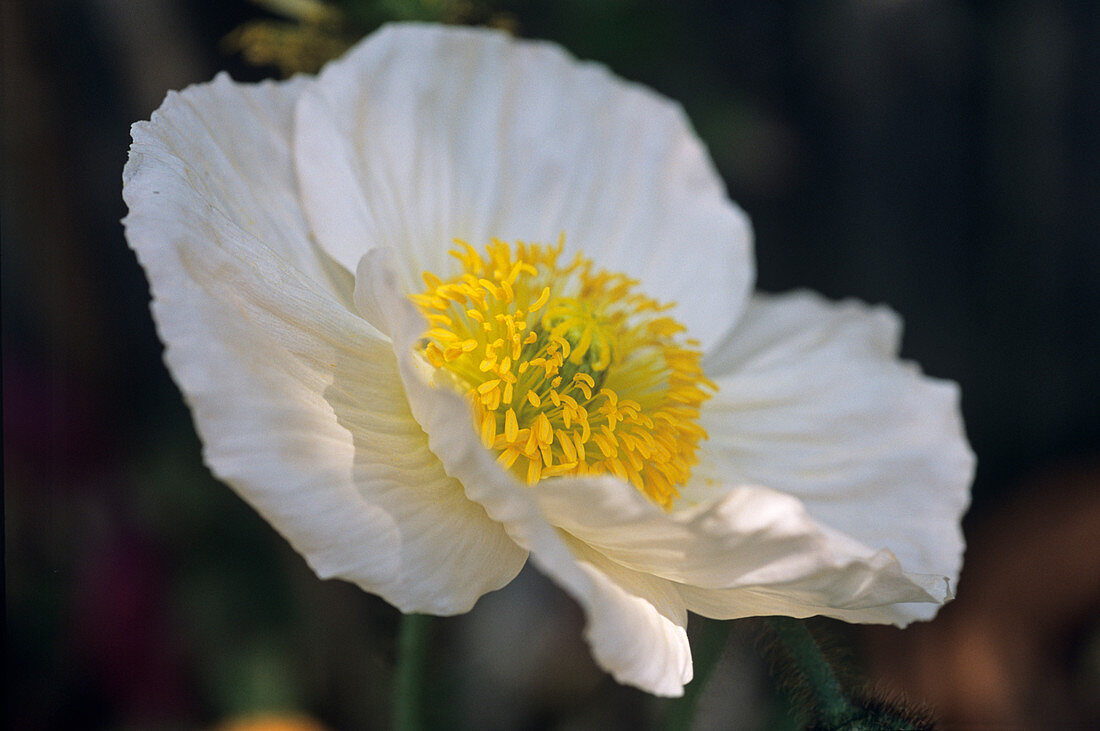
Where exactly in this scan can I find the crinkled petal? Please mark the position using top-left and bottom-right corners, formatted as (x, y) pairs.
(531, 476), (943, 610)
(676, 581), (948, 625)
(298, 23), (753, 349)
(694, 291), (974, 621)
(129, 73), (356, 308)
(123, 74), (525, 614)
(356, 247), (692, 695)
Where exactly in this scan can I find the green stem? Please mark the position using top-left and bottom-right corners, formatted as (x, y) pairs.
(394, 613), (432, 731)
(766, 617), (853, 727)
(663, 618), (731, 731)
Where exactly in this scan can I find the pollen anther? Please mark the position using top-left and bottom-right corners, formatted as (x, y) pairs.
(412, 237), (714, 510)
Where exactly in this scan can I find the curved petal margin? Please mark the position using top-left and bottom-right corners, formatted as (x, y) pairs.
(696, 290), (974, 622)
(530, 475), (947, 619)
(124, 74), (525, 614)
(356, 247), (693, 696)
(298, 23), (754, 350)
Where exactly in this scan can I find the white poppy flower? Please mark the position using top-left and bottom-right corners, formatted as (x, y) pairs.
(123, 23), (974, 697)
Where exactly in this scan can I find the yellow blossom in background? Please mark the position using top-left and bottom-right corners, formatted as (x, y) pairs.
(225, 0), (518, 75)
(222, 0), (354, 76)
(214, 712), (329, 731)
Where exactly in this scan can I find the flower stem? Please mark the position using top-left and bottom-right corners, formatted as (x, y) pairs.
(766, 617), (853, 727)
(394, 613), (432, 731)
(663, 618), (730, 730)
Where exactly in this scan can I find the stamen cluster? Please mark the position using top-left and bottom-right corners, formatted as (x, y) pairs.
(411, 238), (714, 509)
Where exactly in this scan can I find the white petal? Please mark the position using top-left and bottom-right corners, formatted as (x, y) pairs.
(356, 247), (692, 695)
(696, 290), (974, 621)
(676, 579), (950, 626)
(562, 534), (692, 696)
(298, 23), (753, 349)
(128, 72), (355, 307)
(532, 474), (945, 626)
(124, 75), (525, 614)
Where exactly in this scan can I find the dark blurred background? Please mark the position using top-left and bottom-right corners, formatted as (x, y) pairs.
(4, 0), (1098, 728)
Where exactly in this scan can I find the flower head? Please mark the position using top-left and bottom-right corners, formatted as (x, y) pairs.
(123, 23), (974, 696)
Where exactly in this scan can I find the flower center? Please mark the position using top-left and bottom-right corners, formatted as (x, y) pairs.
(411, 237), (715, 509)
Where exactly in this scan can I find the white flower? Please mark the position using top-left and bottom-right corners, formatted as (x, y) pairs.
(123, 23), (974, 697)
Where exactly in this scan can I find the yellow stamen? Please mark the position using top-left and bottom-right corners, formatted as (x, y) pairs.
(411, 237), (714, 510)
